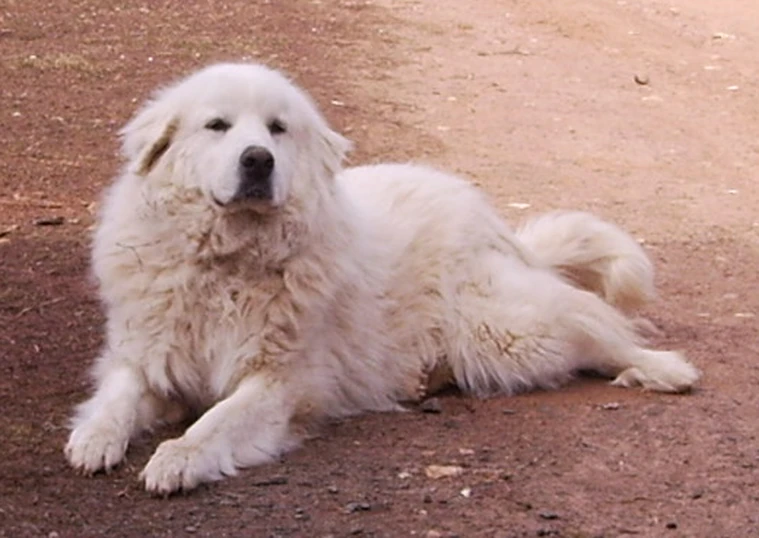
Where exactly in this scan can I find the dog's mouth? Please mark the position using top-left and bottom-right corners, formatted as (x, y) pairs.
(210, 193), (280, 215)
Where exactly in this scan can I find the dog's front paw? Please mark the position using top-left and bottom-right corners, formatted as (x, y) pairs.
(65, 420), (129, 474)
(141, 438), (231, 495)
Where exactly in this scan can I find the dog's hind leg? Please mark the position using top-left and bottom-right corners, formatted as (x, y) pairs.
(446, 253), (700, 397)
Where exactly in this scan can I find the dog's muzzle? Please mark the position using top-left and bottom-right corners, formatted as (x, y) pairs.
(233, 145), (274, 202)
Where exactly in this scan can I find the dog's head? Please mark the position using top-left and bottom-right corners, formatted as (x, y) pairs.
(120, 63), (351, 213)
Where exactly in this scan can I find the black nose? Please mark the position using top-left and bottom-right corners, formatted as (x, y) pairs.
(236, 145), (274, 201)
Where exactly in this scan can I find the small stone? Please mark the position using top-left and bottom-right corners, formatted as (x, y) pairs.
(666, 522), (678, 530)
(34, 216), (65, 226)
(539, 511), (560, 520)
(0, 225), (18, 238)
(184, 526), (198, 534)
(502, 408), (517, 415)
(460, 487), (472, 498)
(634, 73), (649, 85)
(420, 398), (442, 414)
(327, 485), (339, 494)
(253, 476), (287, 486)
(345, 502), (372, 514)
(601, 402), (620, 411)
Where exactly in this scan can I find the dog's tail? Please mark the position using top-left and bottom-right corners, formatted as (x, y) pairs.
(516, 211), (655, 313)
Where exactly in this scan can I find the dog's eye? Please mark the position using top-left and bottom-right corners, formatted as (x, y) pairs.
(267, 119), (287, 135)
(205, 118), (231, 132)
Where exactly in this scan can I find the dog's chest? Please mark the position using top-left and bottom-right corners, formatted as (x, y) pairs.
(155, 272), (280, 406)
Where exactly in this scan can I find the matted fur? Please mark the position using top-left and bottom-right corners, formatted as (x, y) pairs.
(65, 63), (700, 494)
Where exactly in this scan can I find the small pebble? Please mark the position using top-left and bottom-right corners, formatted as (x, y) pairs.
(345, 502), (372, 514)
(420, 398), (442, 414)
(666, 522), (678, 530)
(539, 511), (560, 520)
(634, 73), (650, 85)
(34, 216), (65, 226)
(253, 476), (287, 486)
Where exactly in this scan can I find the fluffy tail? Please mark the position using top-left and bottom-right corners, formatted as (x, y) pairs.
(516, 211), (655, 313)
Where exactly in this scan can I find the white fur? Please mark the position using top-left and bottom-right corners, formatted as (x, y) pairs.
(65, 63), (700, 494)
(516, 210), (655, 312)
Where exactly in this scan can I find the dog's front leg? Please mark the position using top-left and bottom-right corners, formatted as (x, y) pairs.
(140, 375), (294, 495)
(66, 361), (163, 473)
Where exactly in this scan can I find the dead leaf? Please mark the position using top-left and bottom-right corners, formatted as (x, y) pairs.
(425, 465), (464, 479)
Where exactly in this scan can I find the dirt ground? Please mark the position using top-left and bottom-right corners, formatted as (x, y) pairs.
(1, 0), (758, 536)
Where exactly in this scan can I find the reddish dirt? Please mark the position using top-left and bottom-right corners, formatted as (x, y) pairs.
(2, 0), (758, 536)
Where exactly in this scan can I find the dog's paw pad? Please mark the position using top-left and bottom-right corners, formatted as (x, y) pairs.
(65, 422), (128, 474)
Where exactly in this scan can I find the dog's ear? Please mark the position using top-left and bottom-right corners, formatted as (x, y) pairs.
(120, 96), (179, 176)
(318, 126), (352, 177)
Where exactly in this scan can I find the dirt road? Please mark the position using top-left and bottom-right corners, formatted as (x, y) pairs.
(1, 0), (758, 536)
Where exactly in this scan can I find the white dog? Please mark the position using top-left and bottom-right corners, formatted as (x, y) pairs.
(65, 63), (700, 494)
